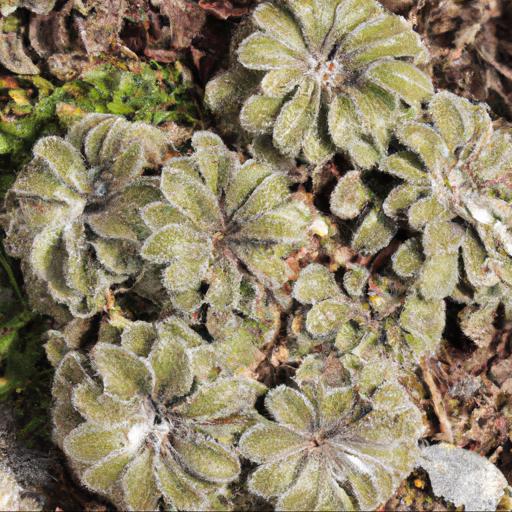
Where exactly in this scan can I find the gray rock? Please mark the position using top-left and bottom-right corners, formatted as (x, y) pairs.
(420, 443), (507, 511)
(0, 404), (55, 510)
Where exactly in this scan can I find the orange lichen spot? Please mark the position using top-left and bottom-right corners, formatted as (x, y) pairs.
(414, 478), (426, 489)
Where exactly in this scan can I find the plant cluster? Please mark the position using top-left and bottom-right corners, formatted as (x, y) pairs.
(239, 356), (423, 511)
(291, 262), (445, 364)
(1, 0), (511, 510)
(206, 0), (432, 167)
(48, 318), (267, 510)
(140, 130), (315, 314)
(3, 113), (170, 317)
(48, 318), (423, 510)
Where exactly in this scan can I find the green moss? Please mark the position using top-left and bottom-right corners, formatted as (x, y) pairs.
(58, 62), (199, 127)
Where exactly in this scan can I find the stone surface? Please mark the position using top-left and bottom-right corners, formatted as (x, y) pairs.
(0, 405), (54, 510)
(420, 443), (507, 511)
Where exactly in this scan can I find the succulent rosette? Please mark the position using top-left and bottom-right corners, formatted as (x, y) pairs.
(292, 263), (445, 361)
(3, 114), (167, 317)
(239, 355), (424, 511)
(140, 130), (314, 313)
(206, 0), (432, 167)
(6, 1), (511, 507)
(388, 92), (512, 295)
(50, 318), (265, 510)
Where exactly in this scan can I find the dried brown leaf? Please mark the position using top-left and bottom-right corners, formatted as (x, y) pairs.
(198, 0), (251, 20)
(29, 7), (72, 58)
(152, 0), (206, 49)
(410, 0), (512, 119)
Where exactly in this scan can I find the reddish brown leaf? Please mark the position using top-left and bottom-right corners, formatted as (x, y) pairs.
(198, 0), (251, 20)
(143, 48), (179, 62)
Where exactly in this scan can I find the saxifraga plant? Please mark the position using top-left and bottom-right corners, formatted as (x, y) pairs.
(239, 355), (424, 511)
(140, 130), (317, 314)
(49, 317), (265, 510)
(6, 0), (512, 509)
(3, 113), (168, 317)
(206, 0), (433, 167)
(388, 92), (512, 297)
(292, 263), (445, 362)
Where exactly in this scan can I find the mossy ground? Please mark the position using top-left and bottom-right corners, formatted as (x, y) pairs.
(0, 60), (200, 178)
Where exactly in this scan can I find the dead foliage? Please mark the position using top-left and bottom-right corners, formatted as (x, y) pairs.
(420, 323), (512, 465)
(383, 0), (512, 119)
(0, 0), (255, 83)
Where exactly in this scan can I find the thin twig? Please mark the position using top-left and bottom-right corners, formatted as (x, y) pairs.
(420, 356), (454, 444)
